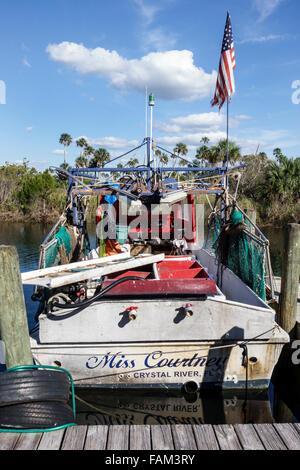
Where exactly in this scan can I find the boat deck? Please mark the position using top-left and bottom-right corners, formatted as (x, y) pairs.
(1, 423), (300, 450)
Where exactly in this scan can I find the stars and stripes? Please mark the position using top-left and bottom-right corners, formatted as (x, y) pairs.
(211, 12), (236, 110)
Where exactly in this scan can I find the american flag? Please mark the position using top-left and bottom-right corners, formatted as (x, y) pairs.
(211, 12), (236, 110)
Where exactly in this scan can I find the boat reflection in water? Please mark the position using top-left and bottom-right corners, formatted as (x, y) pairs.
(73, 388), (275, 426)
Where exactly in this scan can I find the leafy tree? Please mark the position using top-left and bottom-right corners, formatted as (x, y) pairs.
(60, 162), (69, 171)
(17, 170), (56, 212)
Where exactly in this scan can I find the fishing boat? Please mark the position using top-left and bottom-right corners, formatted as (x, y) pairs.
(20, 93), (288, 391)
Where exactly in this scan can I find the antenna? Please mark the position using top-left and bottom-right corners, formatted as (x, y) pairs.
(144, 86), (148, 165)
(149, 93), (155, 170)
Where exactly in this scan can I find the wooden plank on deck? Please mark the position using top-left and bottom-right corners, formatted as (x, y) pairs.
(214, 425), (242, 450)
(107, 425), (129, 450)
(193, 424), (219, 450)
(234, 424), (264, 450)
(171, 425), (197, 450)
(61, 425), (87, 450)
(273, 423), (300, 450)
(0, 432), (21, 450)
(84, 425), (109, 450)
(130, 425), (151, 450)
(13, 433), (42, 450)
(151, 425), (174, 450)
(37, 429), (66, 450)
(253, 424), (287, 450)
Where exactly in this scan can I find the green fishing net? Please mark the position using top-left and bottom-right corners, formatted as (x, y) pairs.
(43, 226), (72, 268)
(213, 210), (266, 301)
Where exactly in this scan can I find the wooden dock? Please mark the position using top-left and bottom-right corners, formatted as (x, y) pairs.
(1, 423), (300, 450)
(274, 278), (300, 324)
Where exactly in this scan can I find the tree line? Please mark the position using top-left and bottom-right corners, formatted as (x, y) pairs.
(0, 132), (299, 226)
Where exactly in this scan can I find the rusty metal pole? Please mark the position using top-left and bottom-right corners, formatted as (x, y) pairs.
(0, 245), (33, 368)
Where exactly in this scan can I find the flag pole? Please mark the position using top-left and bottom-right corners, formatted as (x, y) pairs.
(226, 97), (229, 171)
(225, 97), (230, 220)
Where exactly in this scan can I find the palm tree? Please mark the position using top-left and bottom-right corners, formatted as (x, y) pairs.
(82, 145), (94, 166)
(195, 137), (211, 165)
(59, 133), (72, 166)
(170, 142), (188, 178)
(127, 157), (139, 168)
(173, 142), (188, 166)
(89, 148), (110, 168)
(159, 153), (169, 167)
(75, 156), (88, 168)
(76, 138), (88, 157)
(213, 139), (241, 166)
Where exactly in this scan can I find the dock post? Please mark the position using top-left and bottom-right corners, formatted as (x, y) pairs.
(279, 224), (300, 337)
(0, 245), (33, 368)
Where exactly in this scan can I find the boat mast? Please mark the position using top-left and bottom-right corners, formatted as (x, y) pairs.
(149, 93), (155, 185)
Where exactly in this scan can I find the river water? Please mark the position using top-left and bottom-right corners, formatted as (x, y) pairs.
(0, 221), (298, 426)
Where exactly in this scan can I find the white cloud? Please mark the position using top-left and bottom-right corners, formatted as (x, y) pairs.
(46, 42), (217, 101)
(253, 0), (284, 22)
(23, 57), (31, 68)
(239, 34), (290, 44)
(142, 27), (178, 51)
(133, 0), (178, 52)
(154, 112), (251, 139)
(157, 131), (227, 149)
(155, 113), (226, 134)
(76, 135), (139, 150)
(26, 126), (33, 132)
(133, 0), (161, 25)
(52, 149), (66, 155)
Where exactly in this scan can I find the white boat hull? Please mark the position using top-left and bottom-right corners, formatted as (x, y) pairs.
(25, 249), (289, 390)
(30, 325), (288, 390)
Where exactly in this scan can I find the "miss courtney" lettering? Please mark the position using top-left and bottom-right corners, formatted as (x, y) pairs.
(86, 351), (229, 370)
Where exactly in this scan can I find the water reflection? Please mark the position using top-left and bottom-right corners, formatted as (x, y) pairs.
(73, 388), (276, 426)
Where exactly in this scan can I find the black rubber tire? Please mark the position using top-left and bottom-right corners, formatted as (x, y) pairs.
(0, 370), (70, 407)
(0, 401), (75, 429)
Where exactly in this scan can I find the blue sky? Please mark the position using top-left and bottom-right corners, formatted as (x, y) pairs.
(0, 0), (300, 169)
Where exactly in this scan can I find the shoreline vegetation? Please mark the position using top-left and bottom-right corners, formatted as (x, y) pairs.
(1, 135), (300, 227)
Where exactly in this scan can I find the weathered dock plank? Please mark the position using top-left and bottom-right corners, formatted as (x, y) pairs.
(273, 423), (300, 450)
(61, 425), (87, 450)
(129, 425), (151, 450)
(192, 424), (219, 450)
(0, 432), (21, 450)
(13, 432), (43, 450)
(214, 425), (242, 450)
(234, 424), (264, 450)
(151, 425), (174, 450)
(37, 428), (66, 450)
(253, 424), (287, 450)
(106, 424), (129, 450)
(84, 425), (108, 450)
(171, 424), (197, 450)
(2, 423), (300, 450)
